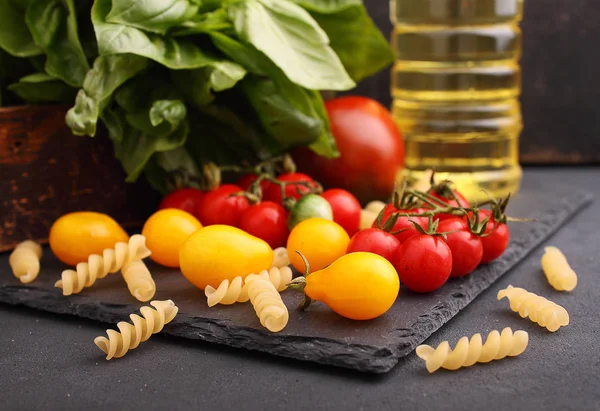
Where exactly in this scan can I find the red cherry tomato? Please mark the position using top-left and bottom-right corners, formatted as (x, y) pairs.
(237, 174), (272, 195)
(477, 210), (510, 264)
(196, 184), (250, 227)
(159, 188), (204, 216)
(292, 96), (404, 203)
(437, 217), (483, 278)
(263, 172), (319, 205)
(321, 189), (361, 237)
(373, 204), (428, 244)
(347, 228), (401, 263)
(392, 234), (452, 293)
(239, 201), (289, 249)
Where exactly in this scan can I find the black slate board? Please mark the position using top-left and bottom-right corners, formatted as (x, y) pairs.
(0, 190), (593, 373)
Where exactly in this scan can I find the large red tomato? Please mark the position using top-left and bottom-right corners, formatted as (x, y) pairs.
(293, 96), (404, 203)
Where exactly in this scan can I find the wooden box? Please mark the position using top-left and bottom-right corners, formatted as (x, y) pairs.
(0, 105), (160, 252)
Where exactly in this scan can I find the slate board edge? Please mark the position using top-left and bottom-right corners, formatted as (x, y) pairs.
(0, 193), (593, 374)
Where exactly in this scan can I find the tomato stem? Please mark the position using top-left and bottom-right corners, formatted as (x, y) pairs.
(286, 251), (314, 311)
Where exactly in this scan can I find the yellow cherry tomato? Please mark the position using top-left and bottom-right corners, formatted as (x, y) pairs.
(142, 209), (202, 268)
(287, 218), (349, 272)
(49, 212), (129, 266)
(299, 252), (399, 320)
(179, 225), (273, 290)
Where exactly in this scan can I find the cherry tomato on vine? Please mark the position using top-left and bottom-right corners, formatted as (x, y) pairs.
(196, 184), (250, 227)
(428, 188), (470, 221)
(321, 189), (361, 236)
(477, 210), (510, 264)
(437, 217), (483, 278)
(159, 188), (205, 216)
(392, 234), (452, 293)
(263, 172), (319, 205)
(373, 204), (428, 244)
(237, 174), (272, 195)
(239, 201), (289, 249)
(347, 228), (401, 263)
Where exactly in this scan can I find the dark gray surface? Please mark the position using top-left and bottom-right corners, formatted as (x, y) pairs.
(0, 186), (591, 373)
(1, 168), (600, 410)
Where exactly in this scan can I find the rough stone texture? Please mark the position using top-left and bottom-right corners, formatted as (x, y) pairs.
(0, 189), (591, 374)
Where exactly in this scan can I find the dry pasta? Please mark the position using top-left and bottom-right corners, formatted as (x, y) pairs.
(94, 300), (178, 360)
(9, 241), (42, 284)
(360, 209), (378, 230)
(246, 275), (289, 332)
(122, 260), (156, 302)
(541, 246), (577, 292)
(55, 234), (151, 295)
(416, 328), (528, 373)
(205, 266), (293, 307)
(497, 285), (570, 332)
(365, 201), (386, 214)
(271, 247), (291, 269)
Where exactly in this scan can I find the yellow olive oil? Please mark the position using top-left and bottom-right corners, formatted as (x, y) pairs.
(391, 0), (524, 202)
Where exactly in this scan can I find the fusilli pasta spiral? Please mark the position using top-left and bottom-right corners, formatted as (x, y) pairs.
(205, 266), (293, 307)
(55, 234), (151, 295)
(94, 300), (178, 360)
(541, 246), (577, 292)
(9, 241), (42, 284)
(497, 285), (570, 332)
(365, 201), (386, 214)
(360, 209), (378, 230)
(416, 328), (529, 373)
(246, 275), (289, 333)
(122, 260), (156, 302)
(271, 247), (291, 269)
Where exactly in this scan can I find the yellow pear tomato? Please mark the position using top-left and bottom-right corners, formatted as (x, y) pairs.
(142, 209), (202, 268)
(292, 252), (400, 320)
(179, 225), (274, 290)
(49, 212), (129, 266)
(287, 218), (349, 273)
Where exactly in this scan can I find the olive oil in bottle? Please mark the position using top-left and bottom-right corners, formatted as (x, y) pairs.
(390, 0), (524, 202)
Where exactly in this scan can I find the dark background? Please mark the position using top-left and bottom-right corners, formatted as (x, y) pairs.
(349, 0), (600, 164)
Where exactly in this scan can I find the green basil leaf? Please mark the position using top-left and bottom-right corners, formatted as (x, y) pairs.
(8, 72), (76, 103)
(290, 0), (360, 13)
(171, 8), (233, 36)
(241, 76), (322, 148)
(66, 54), (148, 137)
(303, 88), (338, 157)
(25, 0), (90, 87)
(227, 0), (354, 91)
(116, 115), (190, 182)
(0, 0), (43, 57)
(208, 32), (270, 76)
(149, 99), (187, 130)
(93, 0), (247, 80)
(106, 0), (200, 34)
(101, 105), (128, 142)
(171, 63), (247, 109)
(309, 5), (394, 82)
(205, 33), (339, 158)
(144, 147), (202, 194)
